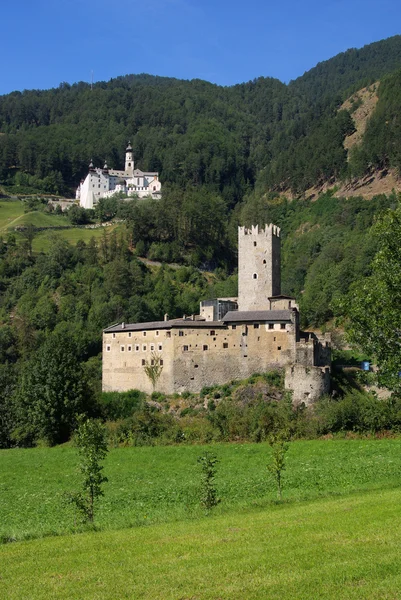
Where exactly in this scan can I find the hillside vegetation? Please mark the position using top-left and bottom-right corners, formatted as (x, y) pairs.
(2, 36), (401, 199)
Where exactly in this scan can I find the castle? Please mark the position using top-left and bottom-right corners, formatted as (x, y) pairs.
(102, 224), (331, 405)
(76, 142), (162, 209)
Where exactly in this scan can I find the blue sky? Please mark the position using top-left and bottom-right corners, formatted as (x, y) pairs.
(1, 0), (400, 95)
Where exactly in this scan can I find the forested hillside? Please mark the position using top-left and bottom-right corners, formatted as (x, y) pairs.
(2, 36), (401, 198)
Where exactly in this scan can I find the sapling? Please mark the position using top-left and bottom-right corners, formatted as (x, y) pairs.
(65, 416), (108, 524)
(197, 451), (220, 512)
(267, 431), (289, 501)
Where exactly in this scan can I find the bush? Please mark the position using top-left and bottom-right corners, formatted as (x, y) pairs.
(98, 390), (146, 421)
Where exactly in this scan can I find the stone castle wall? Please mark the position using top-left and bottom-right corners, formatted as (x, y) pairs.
(102, 317), (297, 395)
(238, 224), (281, 311)
(285, 364), (331, 406)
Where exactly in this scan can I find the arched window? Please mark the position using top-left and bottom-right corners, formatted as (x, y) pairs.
(253, 273), (258, 279)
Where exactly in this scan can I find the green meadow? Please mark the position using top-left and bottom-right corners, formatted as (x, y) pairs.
(1, 439), (401, 599)
(0, 200), (123, 250)
(1, 438), (401, 543)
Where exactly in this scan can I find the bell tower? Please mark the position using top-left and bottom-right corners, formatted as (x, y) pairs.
(125, 141), (134, 176)
(238, 224), (281, 311)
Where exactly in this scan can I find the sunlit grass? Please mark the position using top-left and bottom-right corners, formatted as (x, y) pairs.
(1, 487), (401, 599)
(1, 438), (401, 543)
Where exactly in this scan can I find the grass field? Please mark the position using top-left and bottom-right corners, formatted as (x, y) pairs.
(1, 438), (401, 543)
(0, 199), (25, 231)
(1, 487), (401, 599)
(0, 200), (124, 250)
(31, 223), (122, 252)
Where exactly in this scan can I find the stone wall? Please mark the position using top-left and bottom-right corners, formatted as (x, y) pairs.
(285, 364), (331, 406)
(238, 224), (281, 311)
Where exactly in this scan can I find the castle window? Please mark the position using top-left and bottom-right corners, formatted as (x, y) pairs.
(179, 331), (184, 337)
(160, 359), (163, 366)
(223, 343), (228, 349)
(203, 345), (208, 351)
(156, 331), (159, 336)
(254, 241), (257, 247)
(254, 324), (259, 329)
(280, 324), (286, 330)
(142, 359), (145, 366)
(253, 273), (258, 279)
(150, 344), (155, 351)
(194, 364), (198, 368)
(277, 346), (281, 350)
(210, 330), (215, 336)
(183, 345), (189, 352)
(263, 259), (266, 264)
(135, 345), (140, 352)
(120, 346), (125, 352)
(128, 345), (132, 352)
(142, 344), (147, 352)
(151, 359), (155, 366)
(143, 331), (147, 337)
(113, 333), (116, 338)
(268, 324), (274, 330)
(232, 325), (236, 330)
(106, 345), (111, 352)
(166, 331), (171, 338)
(158, 344), (163, 351)
(128, 332), (132, 338)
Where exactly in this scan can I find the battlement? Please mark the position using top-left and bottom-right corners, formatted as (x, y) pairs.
(238, 224), (281, 238)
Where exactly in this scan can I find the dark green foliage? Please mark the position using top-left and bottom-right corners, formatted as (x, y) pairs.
(339, 201), (401, 390)
(197, 451), (220, 511)
(98, 390), (146, 421)
(1, 36), (401, 198)
(65, 417), (108, 524)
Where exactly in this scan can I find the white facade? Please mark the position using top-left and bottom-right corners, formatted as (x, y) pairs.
(76, 143), (162, 209)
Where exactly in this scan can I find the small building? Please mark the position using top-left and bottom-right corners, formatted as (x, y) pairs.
(102, 224), (331, 405)
(76, 142), (162, 209)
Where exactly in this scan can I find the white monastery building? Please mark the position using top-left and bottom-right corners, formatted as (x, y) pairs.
(76, 142), (162, 209)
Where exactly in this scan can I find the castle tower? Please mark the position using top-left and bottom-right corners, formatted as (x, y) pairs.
(238, 224), (281, 311)
(125, 141), (134, 176)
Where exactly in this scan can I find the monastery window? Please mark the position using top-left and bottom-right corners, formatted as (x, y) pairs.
(280, 324), (286, 330)
(223, 343), (228, 349)
(158, 344), (163, 351)
(183, 345), (189, 352)
(142, 359), (146, 366)
(120, 346), (125, 352)
(135, 345), (140, 352)
(179, 331), (184, 337)
(150, 344), (155, 351)
(142, 344), (147, 352)
(268, 323), (274, 330)
(253, 273), (258, 279)
(128, 345), (132, 352)
(254, 324), (259, 329)
(203, 345), (208, 351)
(106, 345), (111, 352)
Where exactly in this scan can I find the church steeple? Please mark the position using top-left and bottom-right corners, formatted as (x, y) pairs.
(125, 141), (134, 175)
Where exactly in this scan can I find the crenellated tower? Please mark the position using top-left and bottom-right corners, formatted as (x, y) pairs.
(125, 141), (134, 176)
(238, 224), (281, 311)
